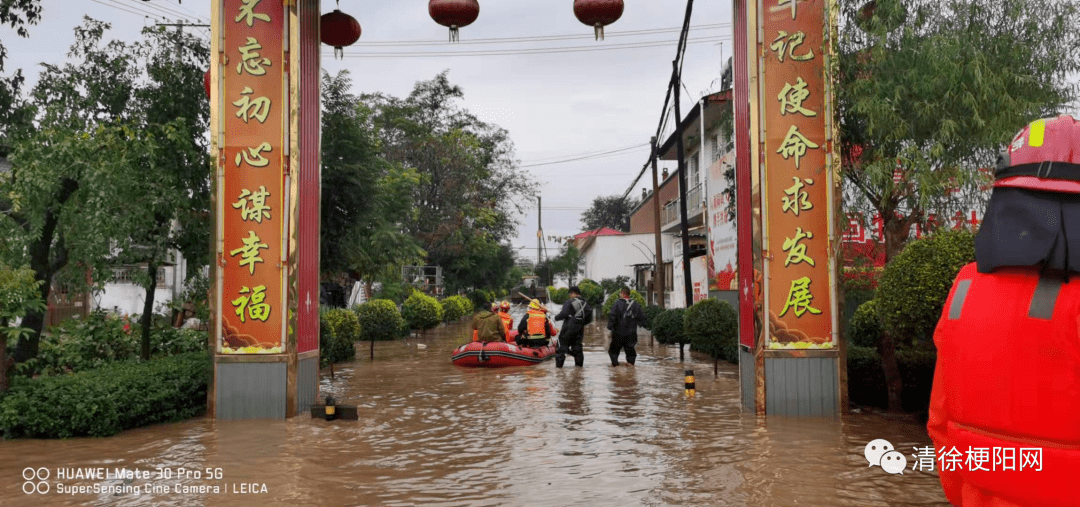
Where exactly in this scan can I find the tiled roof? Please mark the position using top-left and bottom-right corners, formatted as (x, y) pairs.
(573, 227), (626, 239)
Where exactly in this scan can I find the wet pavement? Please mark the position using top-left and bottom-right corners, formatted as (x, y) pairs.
(0, 315), (949, 506)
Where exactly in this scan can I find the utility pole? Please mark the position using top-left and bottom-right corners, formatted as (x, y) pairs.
(537, 196), (542, 266)
(650, 136), (665, 309)
(154, 20), (210, 61)
(672, 60), (693, 311)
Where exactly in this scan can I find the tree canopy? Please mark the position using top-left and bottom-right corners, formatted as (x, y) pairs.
(580, 194), (638, 232)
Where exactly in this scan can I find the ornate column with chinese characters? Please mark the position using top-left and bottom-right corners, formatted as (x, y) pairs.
(208, 0), (322, 419)
(737, 0), (846, 416)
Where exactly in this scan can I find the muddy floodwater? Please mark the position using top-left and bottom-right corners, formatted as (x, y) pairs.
(1, 316), (949, 506)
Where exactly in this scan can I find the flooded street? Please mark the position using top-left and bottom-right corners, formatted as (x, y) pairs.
(1, 317), (949, 506)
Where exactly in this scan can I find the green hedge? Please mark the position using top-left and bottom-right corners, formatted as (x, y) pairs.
(319, 310), (355, 367)
(848, 299), (882, 348)
(601, 289), (646, 317)
(578, 279), (604, 308)
(686, 299), (739, 363)
(878, 229), (974, 346)
(652, 308), (686, 345)
(467, 289), (491, 312)
(0, 352), (211, 439)
(356, 299), (404, 342)
(847, 345), (938, 412)
(550, 287), (570, 304)
(441, 297), (465, 322)
(642, 304), (664, 330)
(402, 292), (442, 331)
(19, 311), (207, 377)
(322, 307), (361, 343)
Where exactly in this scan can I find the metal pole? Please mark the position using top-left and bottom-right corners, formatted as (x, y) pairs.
(673, 61), (693, 309)
(650, 137), (665, 309)
(537, 196), (542, 266)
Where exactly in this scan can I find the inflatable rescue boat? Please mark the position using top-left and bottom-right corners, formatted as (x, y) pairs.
(451, 338), (558, 367)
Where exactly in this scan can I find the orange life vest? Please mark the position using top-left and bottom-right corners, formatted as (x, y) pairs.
(499, 311), (514, 341)
(929, 263), (1080, 507)
(526, 309), (552, 338)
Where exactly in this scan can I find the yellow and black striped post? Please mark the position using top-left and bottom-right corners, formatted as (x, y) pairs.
(684, 369), (695, 396)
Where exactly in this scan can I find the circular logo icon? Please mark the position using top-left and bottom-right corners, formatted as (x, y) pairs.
(22, 468), (50, 494)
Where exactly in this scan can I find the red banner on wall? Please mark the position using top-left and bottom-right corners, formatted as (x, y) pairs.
(219, 0), (285, 353)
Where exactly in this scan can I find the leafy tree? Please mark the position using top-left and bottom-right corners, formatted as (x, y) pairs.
(321, 70), (425, 297)
(551, 244), (585, 286)
(580, 195), (638, 232)
(361, 71), (537, 292)
(0, 0), (41, 151)
(112, 26), (210, 360)
(402, 292), (442, 332)
(839, 0), (1080, 262)
(0, 262), (43, 392)
(838, 0), (1080, 412)
(577, 278), (604, 308)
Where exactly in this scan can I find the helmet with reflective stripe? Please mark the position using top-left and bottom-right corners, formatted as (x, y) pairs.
(499, 301), (510, 311)
(993, 115), (1080, 193)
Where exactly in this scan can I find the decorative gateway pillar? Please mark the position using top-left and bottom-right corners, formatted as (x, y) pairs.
(208, 0), (322, 419)
(735, 0), (847, 416)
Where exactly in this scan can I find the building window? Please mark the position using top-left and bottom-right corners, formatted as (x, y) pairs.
(708, 136), (720, 163)
(689, 156), (700, 185)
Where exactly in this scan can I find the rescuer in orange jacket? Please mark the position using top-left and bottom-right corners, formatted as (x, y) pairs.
(497, 301), (516, 342)
(516, 299), (556, 348)
(929, 115), (1080, 507)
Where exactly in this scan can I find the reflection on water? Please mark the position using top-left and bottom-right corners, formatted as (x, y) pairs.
(0, 319), (949, 506)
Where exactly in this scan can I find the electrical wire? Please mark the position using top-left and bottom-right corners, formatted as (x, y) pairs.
(524, 142), (647, 164)
(88, 0), (156, 20)
(519, 143), (649, 168)
(323, 36), (727, 58)
(351, 23), (730, 46)
(121, 0), (204, 23)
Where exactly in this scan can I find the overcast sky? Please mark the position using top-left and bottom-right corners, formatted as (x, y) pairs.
(4, 0), (733, 262)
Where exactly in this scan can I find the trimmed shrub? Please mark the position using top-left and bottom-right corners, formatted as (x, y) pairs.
(150, 327), (208, 356)
(578, 279), (604, 308)
(322, 307), (361, 343)
(356, 299), (404, 342)
(686, 299), (739, 363)
(652, 308), (686, 345)
(402, 292), (442, 331)
(550, 287), (570, 304)
(846, 345), (938, 412)
(319, 309), (355, 366)
(441, 297), (464, 322)
(0, 352), (211, 439)
(456, 295), (474, 315)
(467, 289), (491, 312)
(601, 289), (646, 317)
(642, 304), (664, 330)
(877, 229), (975, 346)
(848, 299), (883, 348)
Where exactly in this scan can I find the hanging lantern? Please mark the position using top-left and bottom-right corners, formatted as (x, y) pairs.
(203, 69), (211, 99)
(573, 0), (624, 41)
(321, 3), (361, 60)
(429, 0), (480, 43)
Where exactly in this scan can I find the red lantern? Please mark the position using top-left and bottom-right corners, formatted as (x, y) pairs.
(321, 8), (361, 59)
(429, 0), (479, 43)
(573, 0), (624, 40)
(203, 69), (211, 99)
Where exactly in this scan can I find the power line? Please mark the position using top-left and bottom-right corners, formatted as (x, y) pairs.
(351, 23), (730, 46)
(88, 0), (157, 20)
(121, 0), (204, 23)
(324, 36), (727, 58)
(519, 143), (649, 168)
(524, 142), (648, 164)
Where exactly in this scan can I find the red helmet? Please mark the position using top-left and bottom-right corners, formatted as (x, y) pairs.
(499, 301), (510, 311)
(993, 115), (1080, 193)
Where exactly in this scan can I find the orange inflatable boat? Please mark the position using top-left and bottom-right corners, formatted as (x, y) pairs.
(451, 338), (558, 367)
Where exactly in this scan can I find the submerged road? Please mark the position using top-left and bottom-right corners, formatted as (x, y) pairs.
(0, 316), (948, 506)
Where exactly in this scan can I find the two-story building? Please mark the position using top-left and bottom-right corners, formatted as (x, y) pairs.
(628, 90), (737, 309)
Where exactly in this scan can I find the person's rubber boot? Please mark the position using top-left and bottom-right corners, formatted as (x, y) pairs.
(556, 354), (565, 368)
